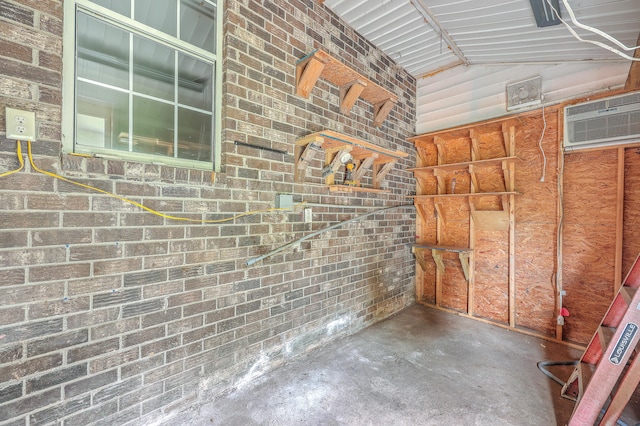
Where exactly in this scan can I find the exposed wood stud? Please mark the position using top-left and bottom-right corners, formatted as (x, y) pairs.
(624, 33), (640, 90)
(469, 164), (480, 193)
(615, 147), (625, 289)
(433, 169), (447, 195)
(470, 130), (481, 161)
(507, 125), (516, 328)
(434, 202), (446, 228)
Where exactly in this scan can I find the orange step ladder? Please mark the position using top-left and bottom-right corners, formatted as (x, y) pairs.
(562, 253), (640, 425)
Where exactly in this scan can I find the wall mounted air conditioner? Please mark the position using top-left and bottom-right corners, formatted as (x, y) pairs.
(564, 91), (640, 151)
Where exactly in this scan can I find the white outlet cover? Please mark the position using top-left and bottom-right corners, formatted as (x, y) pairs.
(5, 107), (36, 141)
(506, 76), (542, 111)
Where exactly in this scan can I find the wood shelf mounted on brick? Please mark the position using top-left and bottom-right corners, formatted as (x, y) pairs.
(296, 49), (398, 127)
(294, 130), (408, 193)
(408, 122), (519, 325)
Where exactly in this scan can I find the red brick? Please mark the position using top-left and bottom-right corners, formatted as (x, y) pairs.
(67, 275), (122, 296)
(0, 230), (29, 248)
(67, 339), (120, 363)
(30, 263), (90, 282)
(0, 388), (60, 423)
(31, 229), (92, 246)
(93, 258), (142, 276)
(4, 282), (64, 304)
(0, 306), (26, 326)
(28, 296), (90, 320)
(0, 354), (62, 382)
(26, 194), (89, 210)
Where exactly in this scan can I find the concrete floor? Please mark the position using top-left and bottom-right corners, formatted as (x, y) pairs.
(178, 304), (631, 426)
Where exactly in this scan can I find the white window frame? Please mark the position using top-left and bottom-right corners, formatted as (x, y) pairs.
(62, 0), (223, 171)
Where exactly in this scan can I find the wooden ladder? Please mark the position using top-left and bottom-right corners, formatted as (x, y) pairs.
(562, 254), (640, 425)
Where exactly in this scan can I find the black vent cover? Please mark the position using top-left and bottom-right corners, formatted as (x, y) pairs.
(529, 0), (562, 27)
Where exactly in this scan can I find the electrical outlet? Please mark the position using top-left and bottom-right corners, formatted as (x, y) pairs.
(303, 208), (312, 223)
(5, 107), (36, 141)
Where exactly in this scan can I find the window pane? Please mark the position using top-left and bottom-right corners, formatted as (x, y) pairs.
(77, 13), (130, 90)
(132, 96), (175, 157)
(133, 35), (175, 101)
(177, 107), (212, 162)
(178, 53), (213, 110)
(88, 0), (131, 16)
(180, 0), (217, 53)
(135, 0), (177, 36)
(76, 81), (129, 150)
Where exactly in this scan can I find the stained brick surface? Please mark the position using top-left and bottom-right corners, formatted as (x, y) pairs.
(0, 0), (416, 424)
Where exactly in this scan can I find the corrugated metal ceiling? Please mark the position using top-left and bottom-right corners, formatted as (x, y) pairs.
(322, 0), (640, 78)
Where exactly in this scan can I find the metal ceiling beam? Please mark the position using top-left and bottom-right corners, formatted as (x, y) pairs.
(410, 0), (470, 66)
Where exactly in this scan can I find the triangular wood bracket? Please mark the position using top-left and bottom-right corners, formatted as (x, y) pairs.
(296, 52), (329, 98)
(412, 247), (429, 271)
(294, 137), (324, 183)
(372, 161), (396, 189)
(373, 98), (397, 127)
(351, 155), (377, 182)
(339, 80), (367, 115)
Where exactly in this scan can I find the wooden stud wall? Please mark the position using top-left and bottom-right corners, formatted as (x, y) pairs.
(411, 92), (640, 346)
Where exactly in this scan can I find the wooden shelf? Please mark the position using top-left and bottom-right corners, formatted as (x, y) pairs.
(408, 156), (520, 174)
(413, 244), (471, 252)
(296, 50), (398, 127)
(408, 122), (518, 321)
(328, 185), (389, 194)
(410, 191), (519, 201)
(295, 130), (407, 191)
(412, 244), (472, 281)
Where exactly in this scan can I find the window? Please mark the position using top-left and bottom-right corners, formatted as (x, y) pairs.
(62, 0), (222, 170)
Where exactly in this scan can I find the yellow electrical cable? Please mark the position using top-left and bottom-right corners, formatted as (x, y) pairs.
(0, 140), (24, 178)
(26, 141), (303, 223)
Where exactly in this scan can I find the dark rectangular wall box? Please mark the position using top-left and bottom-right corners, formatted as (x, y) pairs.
(529, 0), (562, 27)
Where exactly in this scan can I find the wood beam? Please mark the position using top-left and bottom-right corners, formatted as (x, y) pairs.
(624, 33), (640, 91)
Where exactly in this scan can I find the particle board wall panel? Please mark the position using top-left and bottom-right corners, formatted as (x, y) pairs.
(414, 142), (438, 168)
(562, 223), (616, 344)
(437, 137), (472, 164)
(471, 195), (504, 211)
(418, 253), (437, 305)
(440, 253), (468, 312)
(562, 150), (618, 223)
(623, 147), (640, 274)
(473, 129), (508, 160)
(515, 222), (558, 336)
(473, 229), (509, 323)
(473, 163), (506, 193)
(562, 149), (618, 344)
(413, 97), (633, 345)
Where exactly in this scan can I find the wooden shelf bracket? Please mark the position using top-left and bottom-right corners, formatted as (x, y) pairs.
(340, 80), (367, 114)
(295, 130), (407, 191)
(296, 50), (398, 127)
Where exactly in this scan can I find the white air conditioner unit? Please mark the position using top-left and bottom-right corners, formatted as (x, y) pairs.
(564, 91), (640, 151)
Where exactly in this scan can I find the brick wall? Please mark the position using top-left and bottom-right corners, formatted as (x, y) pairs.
(0, 0), (416, 424)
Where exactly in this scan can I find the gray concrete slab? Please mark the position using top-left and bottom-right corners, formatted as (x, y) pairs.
(177, 304), (621, 425)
